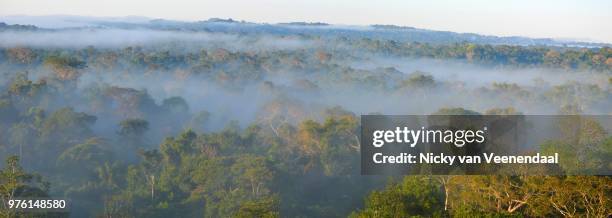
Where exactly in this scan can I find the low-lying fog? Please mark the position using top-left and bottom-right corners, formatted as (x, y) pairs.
(1, 28), (610, 136)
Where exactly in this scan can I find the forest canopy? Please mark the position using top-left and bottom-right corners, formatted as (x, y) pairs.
(0, 18), (610, 217)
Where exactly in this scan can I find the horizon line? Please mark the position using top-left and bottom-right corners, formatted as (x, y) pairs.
(0, 14), (609, 45)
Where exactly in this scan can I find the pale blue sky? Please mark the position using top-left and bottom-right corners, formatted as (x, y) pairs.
(1, 0), (611, 43)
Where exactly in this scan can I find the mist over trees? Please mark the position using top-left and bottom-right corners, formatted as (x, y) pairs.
(0, 18), (610, 217)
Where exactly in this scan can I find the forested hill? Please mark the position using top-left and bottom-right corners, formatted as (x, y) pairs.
(0, 15), (609, 47)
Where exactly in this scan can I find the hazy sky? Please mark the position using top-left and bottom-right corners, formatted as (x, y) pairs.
(1, 0), (611, 43)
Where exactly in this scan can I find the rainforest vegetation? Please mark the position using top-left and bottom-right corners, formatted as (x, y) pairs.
(0, 19), (610, 217)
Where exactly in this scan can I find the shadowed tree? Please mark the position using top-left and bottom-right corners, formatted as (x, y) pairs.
(118, 118), (149, 148)
(0, 156), (50, 217)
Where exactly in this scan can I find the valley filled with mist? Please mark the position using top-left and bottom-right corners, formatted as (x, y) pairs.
(0, 17), (610, 217)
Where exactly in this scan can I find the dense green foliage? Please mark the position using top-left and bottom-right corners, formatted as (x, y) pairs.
(0, 24), (610, 217)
